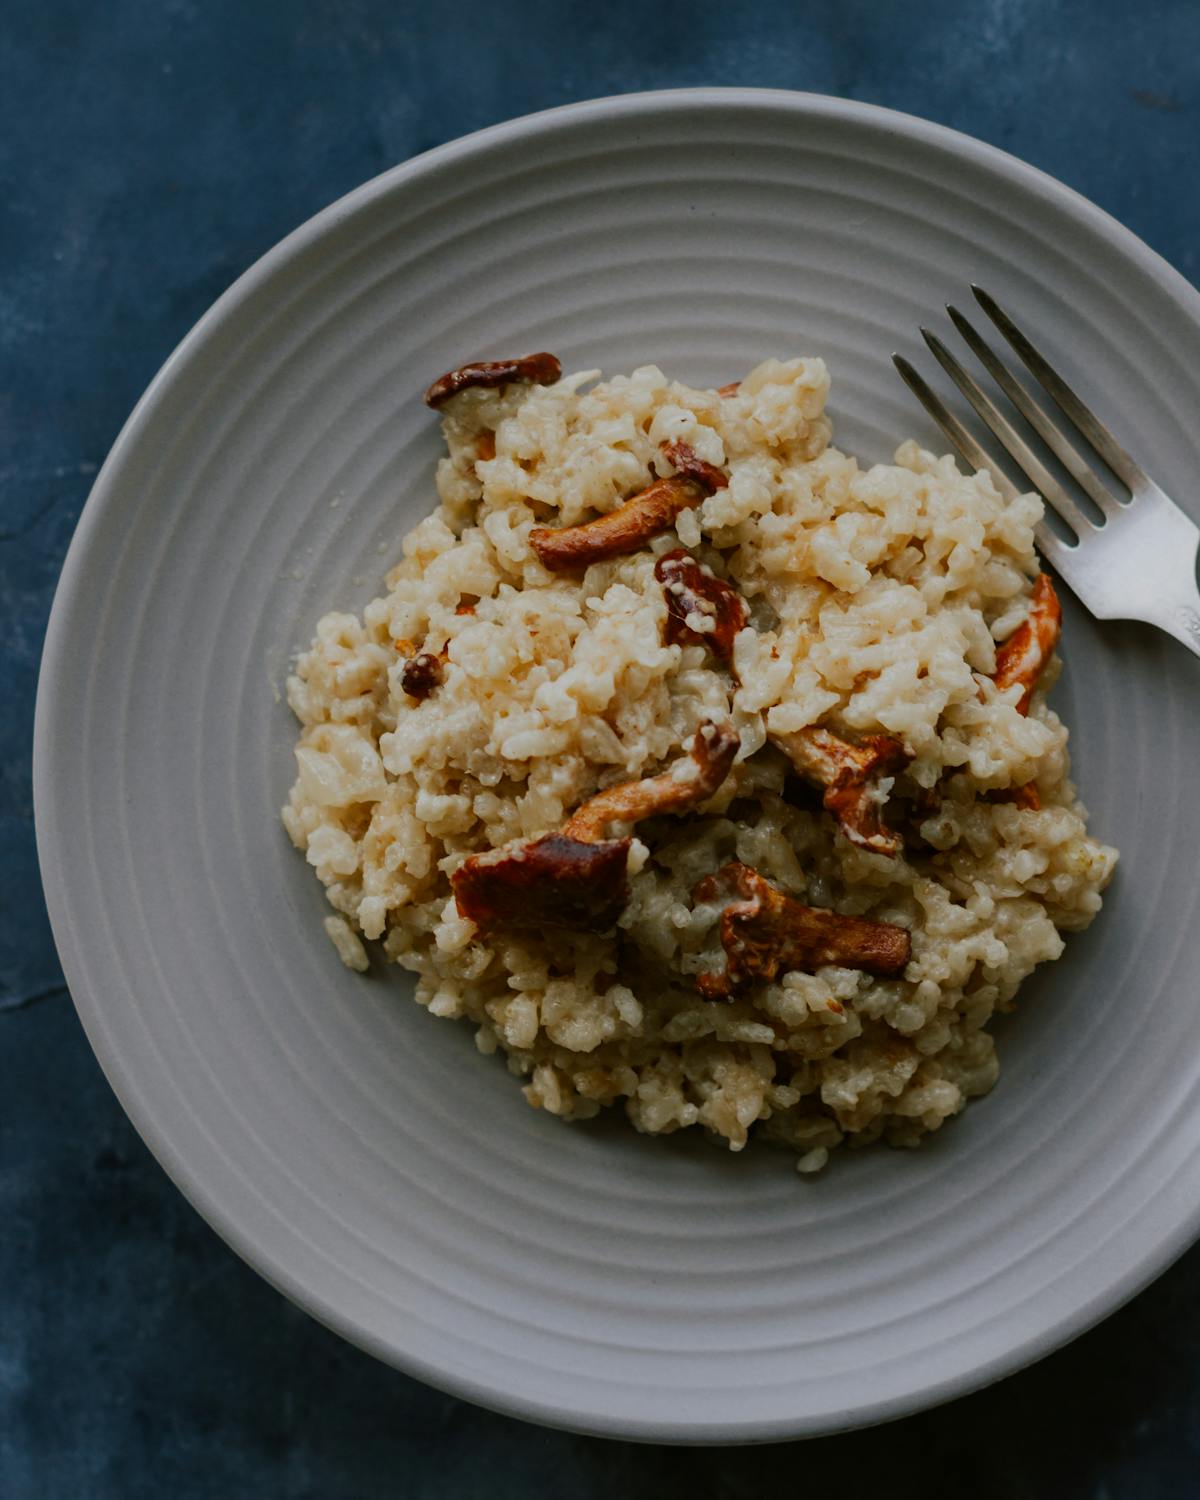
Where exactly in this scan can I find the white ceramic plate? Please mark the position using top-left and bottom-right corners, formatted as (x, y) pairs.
(35, 90), (1200, 1442)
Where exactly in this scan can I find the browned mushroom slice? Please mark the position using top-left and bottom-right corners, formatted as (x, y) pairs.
(982, 574), (1061, 804)
(424, 353), (562, 409)
(400, 651), (444, 700)
(451, 833), (631, 932)
(993, 573), (1062, 715)
(562, 721), (739, 841)
(659, 439), (729, 493)
(773, 726), (912, 856)
(530, 475), (702, 572)
(452, 722), (739, 933)
(530, 441), (727, 572)
(693, 862), (911, 1000)
(654, 549), (749, 665)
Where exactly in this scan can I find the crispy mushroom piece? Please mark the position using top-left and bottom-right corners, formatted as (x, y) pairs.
(424, 353), (562, 409)
(993, 573), (1062, 714)
(654, 549), (749, 665)
(659, 439), (729, 494)
(451, 722), (739, 931)
(530, 475), (700, 572)
(451, 833), (632, 933)
(399, 651), (444, 700)
(562, 721), (739, 841)
(984, 573), (1061, 806)
(529, 441), (727, 572)
(397, 597), (480, 699)
(694, 862), (912, 1000)
(772, 726), (912, 856)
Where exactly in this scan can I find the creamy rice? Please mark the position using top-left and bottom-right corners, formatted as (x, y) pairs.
(282, 356), (1117, 1169)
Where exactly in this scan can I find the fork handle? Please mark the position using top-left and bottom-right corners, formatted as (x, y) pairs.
(1140, 494), (1200, 659)
(1150, 597), (1200, 659)
(1093, 485), (1200, 660)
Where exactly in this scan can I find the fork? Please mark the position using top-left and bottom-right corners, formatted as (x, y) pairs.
(893, 286), (1200, 659)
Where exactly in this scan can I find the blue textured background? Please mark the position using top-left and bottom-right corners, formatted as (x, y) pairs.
(5, 2), (1200, 1494)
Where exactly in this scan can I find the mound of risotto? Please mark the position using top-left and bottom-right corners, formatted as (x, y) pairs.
(282, 352), (1117, 1171)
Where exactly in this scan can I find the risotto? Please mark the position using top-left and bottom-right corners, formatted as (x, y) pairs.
(282, 353), (1117, 1171)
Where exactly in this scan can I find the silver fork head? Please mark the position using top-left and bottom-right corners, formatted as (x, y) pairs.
(893, 288), (1200, 654)
(944, 304), (1122, 523)
(970, 286), (1149, 494)
(918, 323), (1097, 542)
(891, 348), (1067, 566)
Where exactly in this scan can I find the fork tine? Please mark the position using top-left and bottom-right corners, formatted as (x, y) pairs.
(891, 355), (1020, 501)
(971, 286), (1148, 491)
(892, 353), (1074, 573)
(921, 328), (1096, 539)
(946, 305), (1123, 520)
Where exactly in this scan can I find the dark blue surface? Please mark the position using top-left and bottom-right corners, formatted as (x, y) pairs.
(5, 3), (1200, 1493)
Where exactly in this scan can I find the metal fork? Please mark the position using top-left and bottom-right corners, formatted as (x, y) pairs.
(894, 286), (1200, 659)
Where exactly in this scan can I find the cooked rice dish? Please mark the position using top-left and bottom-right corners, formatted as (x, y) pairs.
(282, 353), (1117, 1172)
